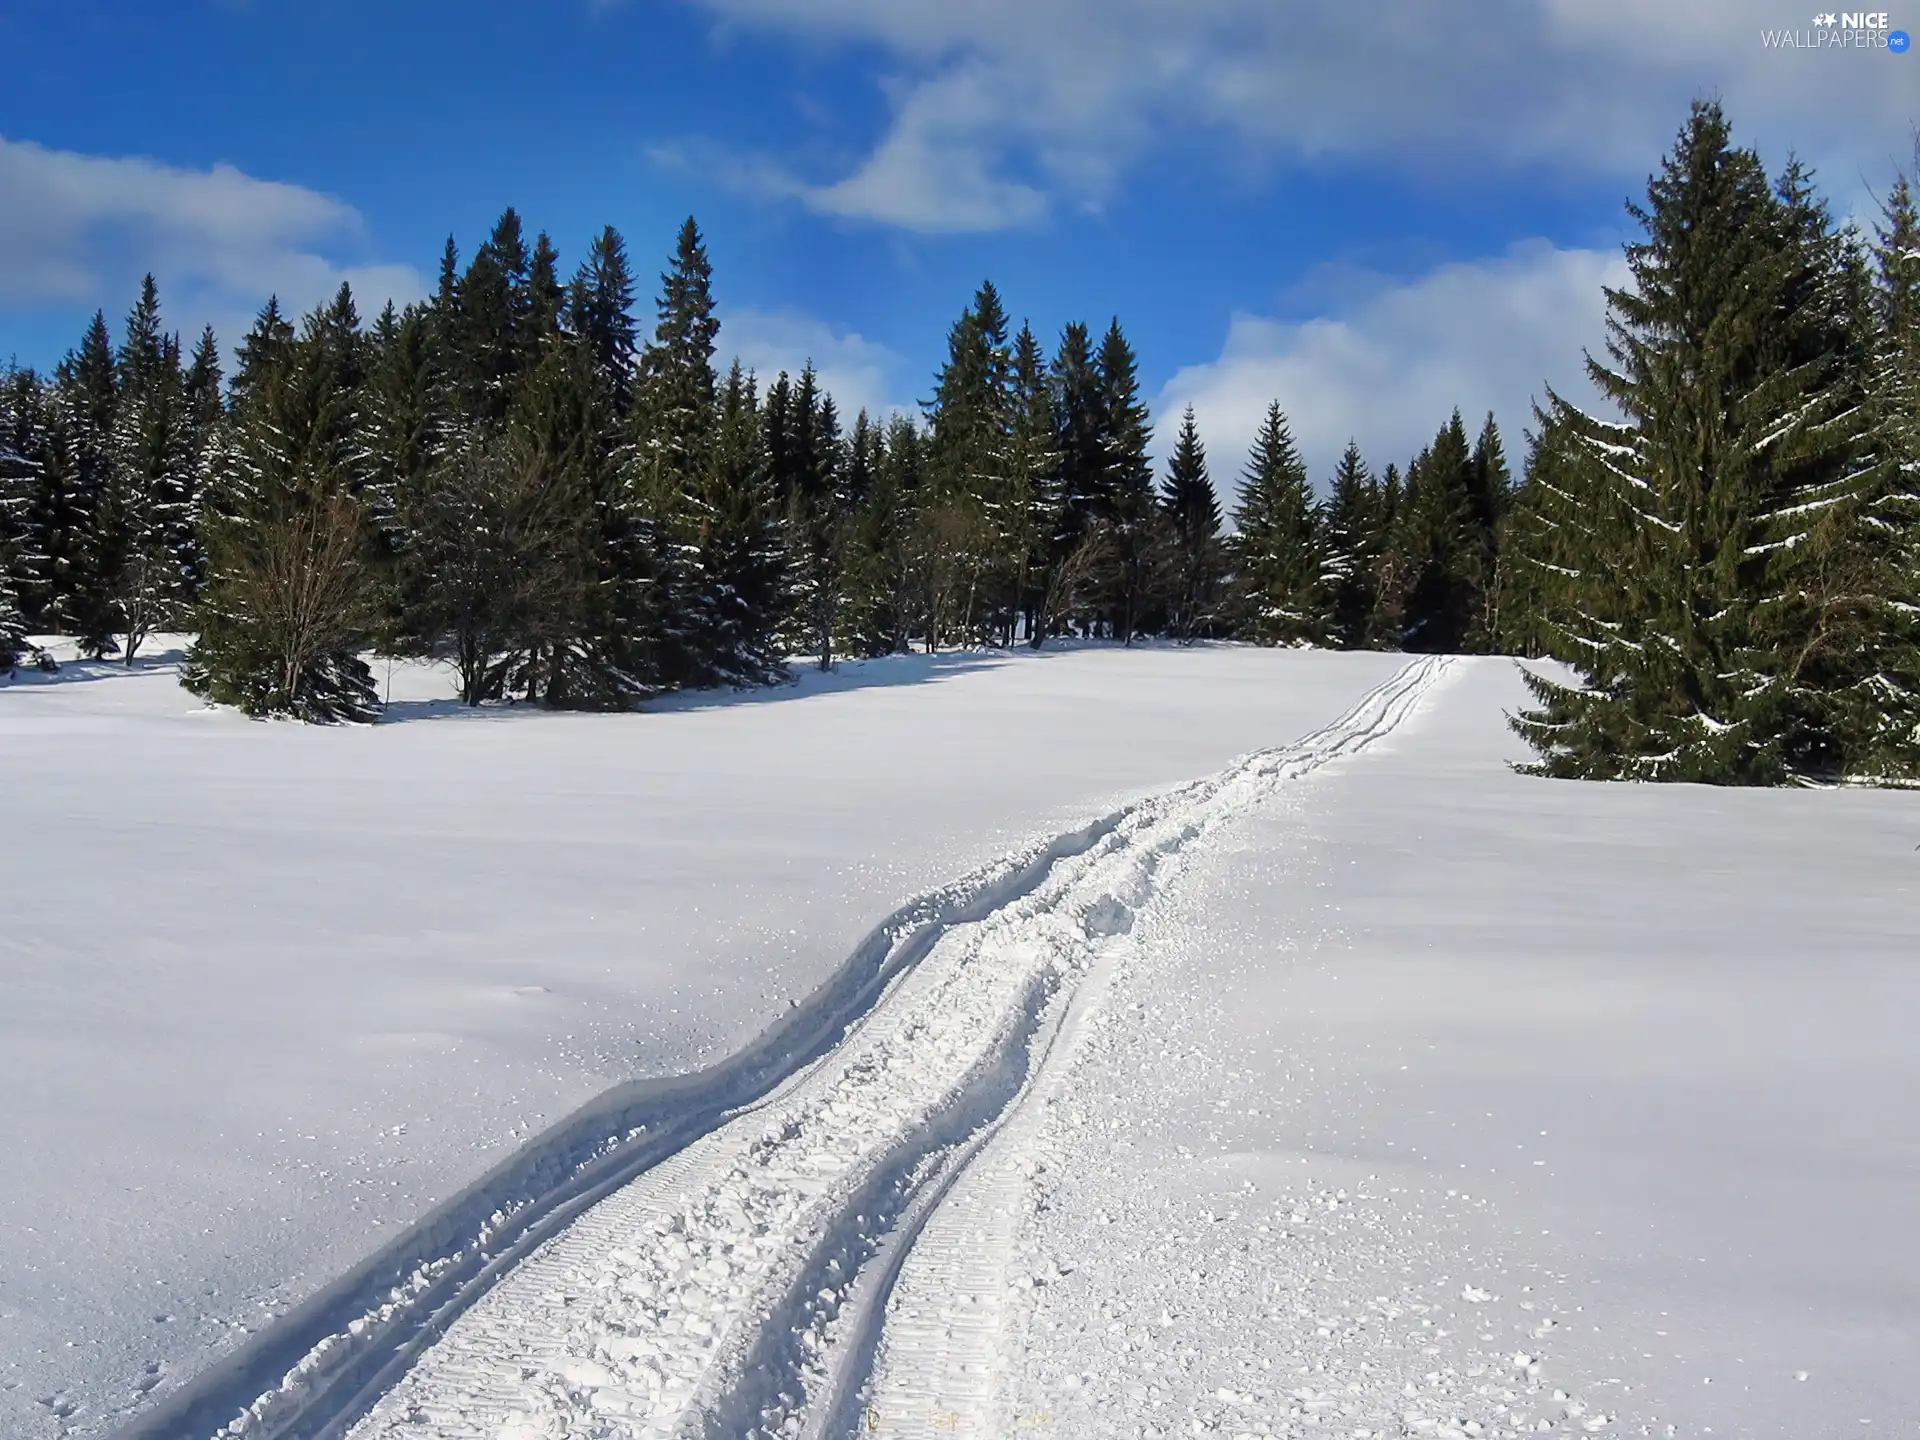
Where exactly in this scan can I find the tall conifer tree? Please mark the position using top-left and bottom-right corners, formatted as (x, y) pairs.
(1161, 406), (1223, 642)
(1320, 440), (1381, 650)
(1513, 102), (1892, 782)
(1230, 402), (1325, 645)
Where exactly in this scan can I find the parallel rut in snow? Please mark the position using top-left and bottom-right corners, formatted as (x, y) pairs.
(279, 657), (1452, 1440)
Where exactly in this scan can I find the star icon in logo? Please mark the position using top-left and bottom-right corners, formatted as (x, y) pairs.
(1812, 11), (1836, 22)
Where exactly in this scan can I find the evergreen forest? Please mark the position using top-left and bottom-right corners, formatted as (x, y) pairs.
(2, 102), (1916, 786)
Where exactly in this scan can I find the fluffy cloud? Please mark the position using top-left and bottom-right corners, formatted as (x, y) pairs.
(1156, 240), (1629, 491)
(716, 306), (911, 427)
(0, 137), (423, 350)
(688, 0), (1917, 231)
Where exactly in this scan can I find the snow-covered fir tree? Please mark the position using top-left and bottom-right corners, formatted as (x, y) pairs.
(1512, 102), (1898, 783)
(1319, 440), (1381, 651)
(1160, 406), (1223, 643)
(1230, 402), (1325, 646)
(1094, 318), (1161, 644)
(184, 293), (382, 722)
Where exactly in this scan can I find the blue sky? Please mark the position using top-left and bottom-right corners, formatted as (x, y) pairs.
(1, 0), (1915, 482)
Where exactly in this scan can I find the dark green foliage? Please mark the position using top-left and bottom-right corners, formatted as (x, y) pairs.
(1094, 318), (1161, 643)
(396, 411), (592, 706)
(687, 362), (788, 685)
(1161, 406), (1223, 642)
(1511, 102), (1897, 783)
(570, 226), (639, 415)
(1044, 320), (1105, 568)
(1230, 403), (1324, 645)
(1320, 440), (1380, 650)
(230, 297), (295, 416)
(1398, 411), (1484, 654)
(1006, 322), (1059, 647)
(919, 281), (1014, 649)
(184, 297), (381, 722)
(450, 208), (536, 422)
(775, 368), (856, 670)
(0, 366), (45, 671)
(1495, 413), (1583, 661)
(361, 302), (445, 555)
(844, 413), (924, 658)
(637, 218), (720, 479)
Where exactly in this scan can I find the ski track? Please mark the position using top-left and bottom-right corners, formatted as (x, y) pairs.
(170, 657), (1452, 1440)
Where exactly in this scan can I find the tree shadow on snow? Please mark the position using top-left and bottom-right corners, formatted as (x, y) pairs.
(1, 642), (190, 688)
(645, 648), (1022, 715)
(376, 641), (1221, 724)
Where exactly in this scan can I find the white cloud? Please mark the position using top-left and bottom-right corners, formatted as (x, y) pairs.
(0, 137), (424, 354)
(717, 306), (912, 428)
(688, 0), (1920, 232)
(1157, 240), (1628, 493)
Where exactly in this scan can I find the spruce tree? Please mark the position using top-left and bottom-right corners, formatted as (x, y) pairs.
(1398, 410), (1484, 653)
(397, 376), (593, 707)
(1046, 320), (1106, 639)
(454, 208), (534, 421)
(630, 217), (723, 687)
(1008, 322), (1060, 646)
(1513, 102), (1891, 782)
(855, 414), (925, 656)
(185, 298), (380, 721)
(1095, 318), (1161, 642)
(1, 368), (48, 619)
(569, 226), (640, 416)
(1495, 411), (1585, 661)
(1161, 406), (1223, 642)
(1230, 401), (1325, 645)
(0, 568), (25, 674)
(528, 231), (566, 344)
(1467, 412), (1513, 647)
(637, 217), (720, 476)
(1366, 462), (1409, 648)
(1837, 161), (1920, 775)
(52, 311), (119, 651)
(922, 281), (1014, 646)
(98, 314), (194, 663)
(0, 367), (46, 670)
(70, 310), (118, 439)
(362, 302), (445, 553)
(782, 370), (854, 669)
(22, 388), (93, 638)
(691, 361), (788, 685)
(1320, 440), (1380, 649)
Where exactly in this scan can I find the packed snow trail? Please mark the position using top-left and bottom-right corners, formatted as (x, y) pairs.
(168, 657), (1451, 1440)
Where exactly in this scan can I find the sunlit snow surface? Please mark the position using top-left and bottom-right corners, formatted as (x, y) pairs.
(3, 647), (1915, 1439)
(0, 639), (1403, 1438)
(956, 659), (1920, 1439)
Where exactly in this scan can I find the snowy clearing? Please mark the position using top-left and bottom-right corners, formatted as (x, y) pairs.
(5, 646), (1916, 1440)
(324, 658), (1452, 1440)
(968, 659), (1920, 1440)
(0, 641), (1404, 1440)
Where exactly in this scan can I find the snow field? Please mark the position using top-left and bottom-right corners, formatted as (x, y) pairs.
(982, 658), (1920, 1439)
(338, 658), (1456, 1439)
(0, 641), (1409, 1440)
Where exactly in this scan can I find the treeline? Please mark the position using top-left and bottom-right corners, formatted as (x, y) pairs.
(0, 215), (1522, 716)
(4, 100), (1914, 787)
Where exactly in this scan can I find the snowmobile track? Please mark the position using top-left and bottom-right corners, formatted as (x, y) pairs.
(119, 656), (1452, 1440)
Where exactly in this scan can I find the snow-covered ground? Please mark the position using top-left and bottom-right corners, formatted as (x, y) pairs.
(0, 639), (1404, 1440)
(901, 657), (1920, 1439)
(6, 646), (1915, 1440)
